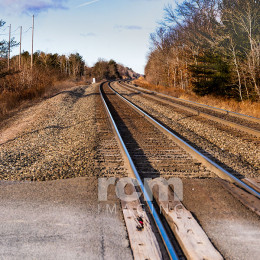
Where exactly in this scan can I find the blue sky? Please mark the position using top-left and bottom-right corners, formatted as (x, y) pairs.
(0, 0), (177, 74)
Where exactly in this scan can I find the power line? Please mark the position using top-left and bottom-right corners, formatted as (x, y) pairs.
(12, 26), (20, 34)
(1, 26), (31, 36)
(0, 26), (8, 32)
(23, 27), (32, 34)
(1, 27), (31, 36)
(0, 26), (9, 36)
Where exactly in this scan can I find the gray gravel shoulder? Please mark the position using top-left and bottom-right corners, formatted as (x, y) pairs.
(0, 85), (98, 180)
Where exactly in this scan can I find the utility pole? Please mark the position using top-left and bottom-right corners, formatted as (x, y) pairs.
(31, 15), (34, 70)
(19, 26), (22, 70)
(8, 24), (11, 70)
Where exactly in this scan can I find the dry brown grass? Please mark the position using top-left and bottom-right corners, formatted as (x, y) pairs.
(133, 77), (260, 118)
(0, 69), (80, 121)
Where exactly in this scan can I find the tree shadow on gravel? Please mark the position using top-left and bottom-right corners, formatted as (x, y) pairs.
(48, 87), (100, 101)
(0, 87), (101, 146)
(0, 119), (90, 146)
(125, 92), (142, 98)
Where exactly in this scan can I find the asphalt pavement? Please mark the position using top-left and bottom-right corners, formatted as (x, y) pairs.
(0, 177), (133, 260)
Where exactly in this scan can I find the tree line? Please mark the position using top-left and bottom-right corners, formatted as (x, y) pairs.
(85, 59), (139, 82)
(1, 18), (138, 81)
(1, 19), (138, 94)
(145, 0), (260, 101)
(1, 18), (139, 118)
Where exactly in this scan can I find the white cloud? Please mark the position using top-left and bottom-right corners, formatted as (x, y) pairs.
(80, 32), (96, 37)
(76, 0), (99, 8)
(0, 0), (68, 14)
(114, 25), (143, 31)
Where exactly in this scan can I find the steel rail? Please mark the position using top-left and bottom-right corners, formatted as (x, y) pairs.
(109, 83), (260, 200)
(99, 82), (179, 260)
(123, 81), (260, 124)
(119, 82), (260, 138)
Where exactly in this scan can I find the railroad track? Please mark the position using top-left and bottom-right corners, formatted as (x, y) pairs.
(99, 81), (260, 260)
(120, 81), (260, 138)
(111, 81), (260, 197)
(114, 81), (259, 184)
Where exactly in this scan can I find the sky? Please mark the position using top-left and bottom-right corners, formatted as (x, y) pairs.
(0, 0), (177, 74)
